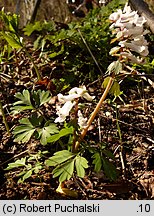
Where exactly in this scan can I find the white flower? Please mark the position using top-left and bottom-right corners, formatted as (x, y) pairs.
(55, 101), (76, 123)
(57, 93), (79, 103)
(78, 110), (87, 129)
(120, 52), (145, 64)
(57, 86), (94, 104)
(133, 14), (147, 27)
(69, 86), (86, 96)
(109, 9), (122, 22)
(55, 86), (94, 123)
(109, 46), (121, 56)
(69, 86), (95, 101)
(109, 3), (149, 63)
(119, 40), (149, 56)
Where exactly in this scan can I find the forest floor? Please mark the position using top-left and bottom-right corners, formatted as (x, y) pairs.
(0, 44), (154, 200)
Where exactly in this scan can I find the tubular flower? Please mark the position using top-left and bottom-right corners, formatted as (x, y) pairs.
(55, 86), (94, 123)
(55, 101), (76, 123)
(69, 86), (95, 101)
(77, 110), (87, 129)
(109, 3), (149, 63)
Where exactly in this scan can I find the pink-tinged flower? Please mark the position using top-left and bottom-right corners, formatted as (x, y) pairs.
(109, 3), (149, 63)
(133, 14), (147, 27)
(55, 101), (76, 123)
(119, 40), (149, 56)
(78, 110), (87, 129)
(109, 9), (122, 22)
(120, 52), (145, 64)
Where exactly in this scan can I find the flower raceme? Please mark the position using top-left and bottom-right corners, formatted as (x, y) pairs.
(55, 86), (94, 127)
(109, 3), (149, 64)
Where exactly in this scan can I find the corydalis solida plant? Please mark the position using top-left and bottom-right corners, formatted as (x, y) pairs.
(52, 3), (150, 183)
(9, 3), (149, 195)
(109, 3), (149, 64)
(75, 3), (149, 151)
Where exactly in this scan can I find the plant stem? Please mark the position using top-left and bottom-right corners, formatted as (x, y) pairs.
(72, 99), (79, 153)
(0, 100), (10, 135)
(74, 76), (114, 151)
(24, 48), (41, 80)
(78, 29), (103, 75)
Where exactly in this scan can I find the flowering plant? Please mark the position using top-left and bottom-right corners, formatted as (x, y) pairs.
(109, 3), (149, 64)
(44, 3), (150, 196)
(6, 2), (150, 198)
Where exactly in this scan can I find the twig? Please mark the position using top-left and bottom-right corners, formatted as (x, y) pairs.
(24, 48), (41, 80)
(119, 150), (125, 176)
(74, 177), (87, 197)
(78, 29), (103, 75)
(0, 100), (10, 135)
(103, 113), (151, 135)
(116, 105), (125, 177)
(124, 64), (154, 88)
(98, 117), (101, 143)
(0, 149), (29, 167)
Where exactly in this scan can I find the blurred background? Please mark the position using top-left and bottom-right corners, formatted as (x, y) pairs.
(1, 0), (153, 28)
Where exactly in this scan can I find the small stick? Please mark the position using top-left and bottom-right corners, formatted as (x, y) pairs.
(98, 117), (101, 143)
(0, 149), (29, 167)
(0, 100), (10, 135)
(78, 29), (103, 75)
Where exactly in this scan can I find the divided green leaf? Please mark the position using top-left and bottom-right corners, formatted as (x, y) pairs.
(47, 126), (74, 143)
(11, 89), (33, 114)
(45, 150), (74, 166)
(37, 123), (59, 145)
(11, 90), (51, 114)
(52, 159), (74, 182)
(13, 117), (36, 143)
(75, 156), (88, 178)
(102, 157), (117, 181)
(5, 158), (26, 170)
(92, 152), (102, 173)
(32, 90), (51, 106)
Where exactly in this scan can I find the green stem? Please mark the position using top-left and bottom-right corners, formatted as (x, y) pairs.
(24, 48), (41, 80)
(115, 104), (122, 142)
(0, 100), (10, 135)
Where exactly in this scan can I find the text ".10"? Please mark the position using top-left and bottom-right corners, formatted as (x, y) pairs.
(138, 204), (150, 213)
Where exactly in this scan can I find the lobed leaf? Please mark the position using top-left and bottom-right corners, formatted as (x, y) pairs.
(2, 32), (22, 49)
(5, 158), (26, 170)
(47, 126), (74, 143)
(13, 128), (35, 143)
(13, 117), (36, 143)
(52, 159), (74, 182)
(75, 156), (88, 178)
(102, 157), (117, 181)
(37, 123), (59, 145)
(45, 150), (74, 167)
(92, 152), (102, 173)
